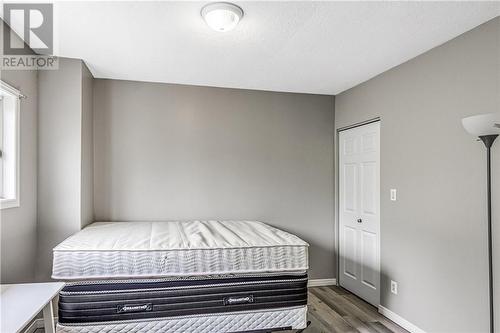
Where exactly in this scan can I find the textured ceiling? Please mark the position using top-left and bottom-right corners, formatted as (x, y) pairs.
(54, 1), (500, 95)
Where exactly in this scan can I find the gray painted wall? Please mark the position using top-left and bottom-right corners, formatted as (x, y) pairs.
(37, 58), (94, 281)
(0, 22), (39, 284)
(0, 69), (38, 284)
(335, 17), (499, 332)
(93, 79), (335, 279)
(81, 63), (94, 229)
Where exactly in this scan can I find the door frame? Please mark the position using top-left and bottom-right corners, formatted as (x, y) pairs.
(335, 117), (381, 305)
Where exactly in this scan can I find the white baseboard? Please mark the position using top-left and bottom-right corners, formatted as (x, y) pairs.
(23, 317), (58, 333)
(378, 305), (426, 333)
(308, 278), (337, 287)
(23, 318), (43, 333)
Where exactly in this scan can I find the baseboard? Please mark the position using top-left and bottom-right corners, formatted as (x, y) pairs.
(308, 278), (337, 287)
(378, 305), (426, 333)
(23, 318), (42, 333)
(23, 317), (58, 333)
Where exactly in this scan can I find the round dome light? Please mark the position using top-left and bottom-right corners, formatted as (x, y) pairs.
(201, 2), (243, 32)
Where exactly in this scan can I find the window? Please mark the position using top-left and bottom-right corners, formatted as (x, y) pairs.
(0, 81), (21, 209)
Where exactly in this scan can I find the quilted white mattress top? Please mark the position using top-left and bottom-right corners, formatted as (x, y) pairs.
(52, 221), (309, 279)
(54, 220), (308, 251)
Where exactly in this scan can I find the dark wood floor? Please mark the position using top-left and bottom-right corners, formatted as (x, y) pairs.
(36, 286), (407, 333)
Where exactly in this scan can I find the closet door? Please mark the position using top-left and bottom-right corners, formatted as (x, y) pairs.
(338, 121), (380, 306)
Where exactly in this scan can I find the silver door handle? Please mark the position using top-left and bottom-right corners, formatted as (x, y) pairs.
(357, 219), (362, 223)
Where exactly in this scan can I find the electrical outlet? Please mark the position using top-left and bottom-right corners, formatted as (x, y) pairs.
(390, 189), (397, 201)
(391, 280), (398, 295)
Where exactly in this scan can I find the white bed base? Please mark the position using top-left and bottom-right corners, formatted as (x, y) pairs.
(56, 306), (307, 333)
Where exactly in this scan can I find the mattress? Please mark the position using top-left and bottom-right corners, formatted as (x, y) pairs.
(56, 306), (308, 333)
(58, 273), (308, 323)
(52, 221), (309, 280)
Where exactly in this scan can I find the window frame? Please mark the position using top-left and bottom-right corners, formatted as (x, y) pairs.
(0, 80), (21, 210)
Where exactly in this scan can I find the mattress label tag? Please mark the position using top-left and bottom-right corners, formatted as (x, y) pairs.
(117, 303), (153, 313)
(223, 295), (254, 306)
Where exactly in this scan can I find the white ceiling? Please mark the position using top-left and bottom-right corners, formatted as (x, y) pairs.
(54, 1), (500, 95)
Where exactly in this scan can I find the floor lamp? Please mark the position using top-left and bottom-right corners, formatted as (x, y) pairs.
(462, 112), (500, 333)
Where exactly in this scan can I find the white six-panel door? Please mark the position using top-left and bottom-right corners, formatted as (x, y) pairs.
(339, 121), (380, 306)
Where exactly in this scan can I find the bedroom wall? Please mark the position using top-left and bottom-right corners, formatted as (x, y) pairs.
(81, 63), (94, 229)
(37, 58), (94, 281)
(335, 17), (499, 332)
(0, 69), (39, 284)
(93, 79), (335, 279)
(0, 22), (39, 284)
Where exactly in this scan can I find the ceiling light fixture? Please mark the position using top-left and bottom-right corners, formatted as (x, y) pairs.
(201, 2), (243, 32)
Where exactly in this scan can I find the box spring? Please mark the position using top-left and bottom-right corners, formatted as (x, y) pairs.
(56, 306), (308, 333)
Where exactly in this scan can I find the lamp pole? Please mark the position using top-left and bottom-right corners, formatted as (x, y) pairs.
(479, 134), (498, 333)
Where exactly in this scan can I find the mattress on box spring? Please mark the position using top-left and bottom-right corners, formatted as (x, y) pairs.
(52, 220), (309, 280)
(58, 273), (308, 324)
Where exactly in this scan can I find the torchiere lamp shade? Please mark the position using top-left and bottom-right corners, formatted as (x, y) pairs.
(462, 112), (500, 136)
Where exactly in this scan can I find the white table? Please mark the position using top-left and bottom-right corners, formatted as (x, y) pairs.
(0, 282), (64, 333)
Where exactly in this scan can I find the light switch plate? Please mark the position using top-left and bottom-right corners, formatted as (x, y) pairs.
(390, 189), (397, 201)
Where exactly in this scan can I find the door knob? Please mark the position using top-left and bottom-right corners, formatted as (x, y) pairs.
(357, 218), (362, 223)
